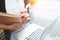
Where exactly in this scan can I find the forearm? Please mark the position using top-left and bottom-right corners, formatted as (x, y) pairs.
(0, 22), (24, 30)
(7, 22), (24, 30)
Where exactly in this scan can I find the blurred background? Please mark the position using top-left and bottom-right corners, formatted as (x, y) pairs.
(30, 0), (60, 28)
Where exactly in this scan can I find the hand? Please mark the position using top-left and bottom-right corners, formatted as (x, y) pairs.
(0, 9), (30, 30)
(20, 9), (30, 23)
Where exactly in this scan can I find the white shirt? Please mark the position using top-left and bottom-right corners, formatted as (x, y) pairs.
(5, 0), (26, 40)
(5, 0), (25, 15)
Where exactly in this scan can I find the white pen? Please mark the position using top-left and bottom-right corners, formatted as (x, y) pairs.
(24, 3), (31, 9)
(19, 3), (31, 22)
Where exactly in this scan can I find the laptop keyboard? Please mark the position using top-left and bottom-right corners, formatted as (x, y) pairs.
(25, 29), (43, 40)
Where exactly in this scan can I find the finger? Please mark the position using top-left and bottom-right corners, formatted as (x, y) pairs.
(21, 13), (30, 21)
(23, 9), (27, 12)
(21, 17), (26, 23)
(20, 13), (30, 18)
(26, 17), (30, 21)
(24, 13), (30, 18)
(21, 16), (30, 23)
(20, 13), (25, 17)
(20, 9), (27, 14)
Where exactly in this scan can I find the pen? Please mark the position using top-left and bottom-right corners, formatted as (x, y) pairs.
(25, 3), (31, 9)
(19, 3), (31, 23)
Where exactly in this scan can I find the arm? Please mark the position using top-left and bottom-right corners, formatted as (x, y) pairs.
(0, 22), (24, 30)
(0, 10), (30, 30)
